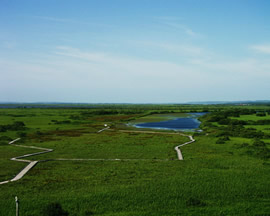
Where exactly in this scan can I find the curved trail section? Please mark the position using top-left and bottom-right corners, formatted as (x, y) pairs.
(174, 135), (195, 160)
(0, 139), (53, 185)
(117, 130), (195, 160)
(0, 127), (195, 185)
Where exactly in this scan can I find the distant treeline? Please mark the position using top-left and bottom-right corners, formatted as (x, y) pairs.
(201, 109), (270, 139)
(0, 121), (26, 132)
(205, 109), (270, 126)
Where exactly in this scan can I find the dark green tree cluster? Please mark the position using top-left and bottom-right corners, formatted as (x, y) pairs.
(42, 202), (69, 216)
(216, 136), (230, 144)
(243, 139), (270, 159)
(200, 109), (270, 139)
(51, 120), (71, 124)
(256, 112), (266, 117)
(0, 121), (26, 132)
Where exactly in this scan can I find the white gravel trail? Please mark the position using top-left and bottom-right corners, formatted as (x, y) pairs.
(0, 127), (195, 185)
(0, 138), (53, 185)
(117, 129), (195, 160)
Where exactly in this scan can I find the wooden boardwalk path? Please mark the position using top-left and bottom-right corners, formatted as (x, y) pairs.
(0, 127), (195, 185)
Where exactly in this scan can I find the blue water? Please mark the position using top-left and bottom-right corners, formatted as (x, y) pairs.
(135, 113), (206, 130)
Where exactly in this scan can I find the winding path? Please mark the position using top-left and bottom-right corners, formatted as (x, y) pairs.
(97, 126), (110, 133)
(174, 135), (195, 160)
(0, 138), (53, 185)
(117, 129), (195, 160)
(0, 127), (195, 185)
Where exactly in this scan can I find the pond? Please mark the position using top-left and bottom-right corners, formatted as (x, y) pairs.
(134, 113), (206, 131)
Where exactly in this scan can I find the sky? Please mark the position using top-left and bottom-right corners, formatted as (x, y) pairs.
(1, 0), (270, 103)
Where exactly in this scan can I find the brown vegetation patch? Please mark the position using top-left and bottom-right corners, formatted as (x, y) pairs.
(48, 129), (86, 137)
(127, 133), (140, 136)
(27, 134), (60, 142)
(28, 129), (88, 142)
(104, 131), (118, 136)
(93, 114), (138, 122)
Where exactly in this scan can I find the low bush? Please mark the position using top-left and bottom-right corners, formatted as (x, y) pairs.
(216, 136), (230, 144)
(256, 112), (266, 117)
(0, 121), (26, 132)
(253, 139), (266, 147)
(0, 136), (12, 141)
(186, 197), (206, 207)
(42, 202), (69, 216)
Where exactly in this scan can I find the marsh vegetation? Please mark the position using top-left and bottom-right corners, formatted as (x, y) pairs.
(0, 104), (269, 215)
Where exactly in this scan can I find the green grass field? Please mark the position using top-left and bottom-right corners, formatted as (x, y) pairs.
(231, 113), (270, 136)
(0, 106), (270, 216)
(231, 113), (270, 121)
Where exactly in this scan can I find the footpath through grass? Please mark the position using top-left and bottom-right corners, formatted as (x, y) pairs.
(0, 107), (270, 215)
(23, 131), (189, 161)
(1, 135), (269, 216)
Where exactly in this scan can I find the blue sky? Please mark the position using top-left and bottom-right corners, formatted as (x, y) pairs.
(1, 0), (270, 103)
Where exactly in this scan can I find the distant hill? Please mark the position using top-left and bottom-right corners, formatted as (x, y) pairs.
(0, 100), (270, 107)
(187, 100), (270, 105)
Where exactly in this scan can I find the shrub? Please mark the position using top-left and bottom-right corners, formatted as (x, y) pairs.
(216, 139), (225, 144)
(240, 142), (249, 148)
(256, 148), (270, 159)
(0, 125), (7, 132)
(256, 112), (266, 117)
(0, 121), (26, 132)
(0, 141), (6, 146)
(35, 131), (43, 136)
(0, 136), (12, 141)
(84, 210), (94, 216)
(216, 136), (230, 144)
(17, 132), (27, 137)
(42, 202), (69, 216)
(253, 139), (266, 147)
(186, 197), (206, 207)
(256, 120), (270, 125)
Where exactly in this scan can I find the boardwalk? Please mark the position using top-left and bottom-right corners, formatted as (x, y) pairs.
(0, 127), (195, 185)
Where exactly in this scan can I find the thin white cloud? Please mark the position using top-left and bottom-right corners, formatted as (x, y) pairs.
(156, 18), (198, 37)
(53, 46), (199, 80)
(34, 16), (73, 23)
(185, 28), (196, 37)
(250, 44), (270, 54)
(1, 45), (270, 102)
(54, 46), (270, 78)
(136, 41), (204, 57)
(55, 46), (107, 63)
(33, 15), (114, 29)
(53, 46), (270, 84)
(154, 16), (184, 22)
(190, 57), (270, 78)
(2, 41), (16, 49)
(163, 21), (197, 36)
(159, 43), (203, 55)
